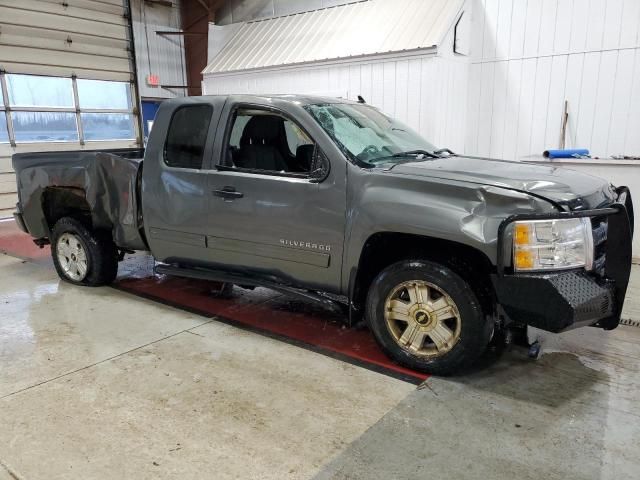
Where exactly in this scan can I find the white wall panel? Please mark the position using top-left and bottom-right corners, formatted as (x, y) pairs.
(476, 61), (495, 155)
(489, 60), (507, 159)
(544, 55), (568, 150)
(585, 0), (606, 52)
(515, 58), (536, 160)
(523, 0), (543, 58)
(530, 56), (552, 156)
(624, 50), (640, 155)
(620, 0), (640, 49)
(553, 0), (573, 53)
(501, 59), (522, 158)
(466, 0), (640, 159)
(538, 0), (557, 57)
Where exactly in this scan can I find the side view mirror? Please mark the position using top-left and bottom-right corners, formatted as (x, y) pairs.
(309, 148), (330, 182)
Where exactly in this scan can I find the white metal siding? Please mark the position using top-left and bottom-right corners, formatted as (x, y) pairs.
(465, 0), (640, 160)
(0, 0), (137, 217)
(131, 0), (187, 99)
(204, 0), (464, 74)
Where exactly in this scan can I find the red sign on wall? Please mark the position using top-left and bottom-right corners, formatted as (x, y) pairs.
(146, 74), (160, 87)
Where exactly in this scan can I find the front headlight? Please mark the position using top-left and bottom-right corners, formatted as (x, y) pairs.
(513, 218), (594, 271)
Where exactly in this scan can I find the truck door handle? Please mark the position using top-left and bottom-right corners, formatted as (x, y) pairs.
(213, 186), (243, 199)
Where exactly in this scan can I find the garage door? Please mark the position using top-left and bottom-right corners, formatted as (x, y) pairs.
(0, 0), (140, 218)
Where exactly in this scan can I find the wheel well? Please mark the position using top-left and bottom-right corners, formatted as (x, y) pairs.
(42, 187), (92, 231)
(351, 232), (496, 318)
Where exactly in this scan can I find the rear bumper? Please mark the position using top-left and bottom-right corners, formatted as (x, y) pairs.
(493, 187), (633, 333)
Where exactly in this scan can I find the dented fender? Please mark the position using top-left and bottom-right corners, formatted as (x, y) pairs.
(342, 169), (558, 294)
(12, 149), (147, 250)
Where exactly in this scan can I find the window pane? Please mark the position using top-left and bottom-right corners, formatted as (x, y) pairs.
(81, 113), (135, 140)
(7, 75), (74, 108)
(0, 113), (8, 143)
(227, 109), (314, 173)
(12, 112), (78, 142)
(284, 118), (312, 155)
(77, 79), (132, 110)
(164, 105), (212, 169)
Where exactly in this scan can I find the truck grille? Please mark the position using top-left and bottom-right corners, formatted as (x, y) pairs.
(591, 216), (608, 275)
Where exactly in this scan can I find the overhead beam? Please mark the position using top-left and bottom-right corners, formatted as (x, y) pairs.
(156, 30), (207, 36)
(195, 0), (210, 12)
(144, 0), (173, 7)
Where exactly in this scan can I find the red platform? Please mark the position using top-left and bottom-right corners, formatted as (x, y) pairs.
(1, 220), (428, 384)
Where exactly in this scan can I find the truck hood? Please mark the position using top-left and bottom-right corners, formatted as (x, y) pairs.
(387, 155), (616, 209)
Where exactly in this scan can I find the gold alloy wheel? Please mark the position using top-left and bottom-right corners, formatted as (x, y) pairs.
(384, 280), (462, 358)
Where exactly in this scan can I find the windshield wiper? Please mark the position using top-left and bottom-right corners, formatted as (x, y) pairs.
(433, 148), (456, 156)
(391, 149), (439, 158)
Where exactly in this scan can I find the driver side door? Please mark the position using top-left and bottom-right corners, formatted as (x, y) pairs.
(204, 102), (346, 292)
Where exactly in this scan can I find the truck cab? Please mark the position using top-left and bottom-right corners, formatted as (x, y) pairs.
(143, 95), (346, 293)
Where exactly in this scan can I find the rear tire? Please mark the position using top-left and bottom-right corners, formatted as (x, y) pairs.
(51, 217), (118, 286)
(365, 259), (492, 375)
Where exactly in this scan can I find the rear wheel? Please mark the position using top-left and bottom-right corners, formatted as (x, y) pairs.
(365, 260), (492, 375)
(51, 217), (118, 286)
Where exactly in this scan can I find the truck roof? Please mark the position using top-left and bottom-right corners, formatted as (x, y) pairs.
(175, 94), (359, 106)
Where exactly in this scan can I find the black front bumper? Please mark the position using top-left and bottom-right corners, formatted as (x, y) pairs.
(492, 187), (634, 333)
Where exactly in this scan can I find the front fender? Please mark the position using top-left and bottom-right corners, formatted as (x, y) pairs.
(341, 168), (557, 294)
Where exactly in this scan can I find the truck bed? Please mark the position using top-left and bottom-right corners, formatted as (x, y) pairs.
(13, 148), (147, 250)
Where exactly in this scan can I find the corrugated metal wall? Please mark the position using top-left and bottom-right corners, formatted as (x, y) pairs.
(465, 0), (640, 160)
(0, 0), (137, 218)
(131, 0), (187, 99)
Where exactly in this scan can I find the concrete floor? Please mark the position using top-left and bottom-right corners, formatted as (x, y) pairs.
(1, 248), (640, 479)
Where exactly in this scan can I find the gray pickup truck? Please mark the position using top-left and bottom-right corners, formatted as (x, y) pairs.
(12, 95), (634, 375)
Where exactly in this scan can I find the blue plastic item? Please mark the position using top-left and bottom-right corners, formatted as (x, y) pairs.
(543, 149), (590, 159)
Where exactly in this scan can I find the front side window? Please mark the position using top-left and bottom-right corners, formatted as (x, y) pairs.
(226, 108), (315, 175)
(305, 103), (438, 166)
(164, 105), (212, 169)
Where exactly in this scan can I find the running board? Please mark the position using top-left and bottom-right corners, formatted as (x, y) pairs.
(154, 264), (347, 315)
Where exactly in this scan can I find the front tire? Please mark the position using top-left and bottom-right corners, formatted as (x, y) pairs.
(51, 217), (118, 286)
(365, 260), (492, 375)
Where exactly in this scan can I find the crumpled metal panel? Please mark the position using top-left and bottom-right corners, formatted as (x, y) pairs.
(203, 0), (464, 74)
(12, 149), (147, 250)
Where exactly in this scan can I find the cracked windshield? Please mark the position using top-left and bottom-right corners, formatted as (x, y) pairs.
(305, 103), (439, 166)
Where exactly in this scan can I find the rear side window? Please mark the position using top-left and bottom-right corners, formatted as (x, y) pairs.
(164, 105), (212, 169)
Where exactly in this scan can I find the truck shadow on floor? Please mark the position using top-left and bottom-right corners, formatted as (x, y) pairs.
(461, 346), (610, 409)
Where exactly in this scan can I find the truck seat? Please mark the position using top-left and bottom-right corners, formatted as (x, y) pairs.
(236, 116), (289, 172)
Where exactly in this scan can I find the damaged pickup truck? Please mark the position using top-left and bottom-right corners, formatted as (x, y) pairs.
(12, 95), (634, 375)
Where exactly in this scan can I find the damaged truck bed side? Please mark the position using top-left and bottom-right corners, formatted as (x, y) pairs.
(12, 95), (635, 375)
